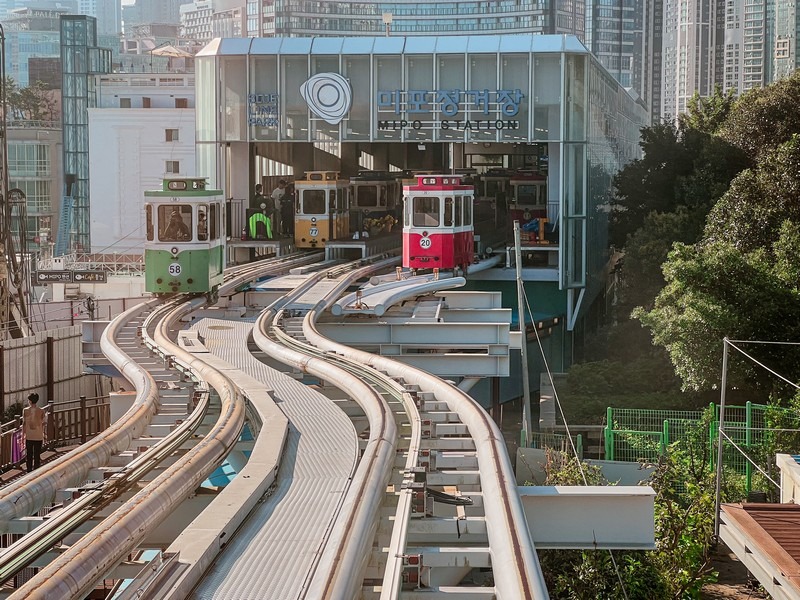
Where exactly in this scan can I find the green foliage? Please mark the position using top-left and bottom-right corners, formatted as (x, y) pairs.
(3, 76), (59, 122)
(679, 84), (737, 135)
(650, 448), (718, 599)
(538, 440), (720, 600)
(748, 394), (800, 501)
(619, 208), (696, 310)
(2, 402), (22, 424)
(566, 358), (680, 395)
(705, 135), (800, 253)
(609, 121), (746, 249)
(720, 70), (800, 161)
(635, 241), (800, 392)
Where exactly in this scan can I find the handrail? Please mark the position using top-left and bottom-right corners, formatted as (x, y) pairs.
(0, 298), (162, 530)
(4, 253), (319, 596)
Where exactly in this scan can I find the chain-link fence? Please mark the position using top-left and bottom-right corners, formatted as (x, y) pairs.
(603, 403), (800, 496)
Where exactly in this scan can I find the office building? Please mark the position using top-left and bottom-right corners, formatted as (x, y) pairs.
(244, 0), (586, 39)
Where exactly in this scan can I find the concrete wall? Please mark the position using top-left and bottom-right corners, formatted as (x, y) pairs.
(516, 447), (655, 486)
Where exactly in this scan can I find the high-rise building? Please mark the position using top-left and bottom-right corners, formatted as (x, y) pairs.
(212, 0), (245, 38)
(123, 0), (194, 28)
(722, 0), (770, 95)
(660, 0), (719, 119)
(180, 0), (213, 43)
(647, 0), (664, 123)
(773, 0), (800, 80)
(1, 6), (68, 86)
(244, 0), (586, 39)
(585, 0), (650, 101)
(77, 0), (122, 36)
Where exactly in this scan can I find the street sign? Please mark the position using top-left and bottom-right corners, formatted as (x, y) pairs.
(73, 271), (107, 283)
(34, 271), (73, 283)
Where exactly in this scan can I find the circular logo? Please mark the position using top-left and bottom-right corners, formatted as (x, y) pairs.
(419, 237), (432, 249)
(300, 73), (352, 125)
(168, 263), (182, 276)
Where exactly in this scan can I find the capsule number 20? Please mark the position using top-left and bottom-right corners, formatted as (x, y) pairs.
(169, 263), (182, 276)
(419, 237), (432, 249)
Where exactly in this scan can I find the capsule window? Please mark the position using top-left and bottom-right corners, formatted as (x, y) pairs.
(159, 205), (192, 242)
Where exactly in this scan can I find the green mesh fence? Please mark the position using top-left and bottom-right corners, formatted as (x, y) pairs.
(604, 403), (800, 494)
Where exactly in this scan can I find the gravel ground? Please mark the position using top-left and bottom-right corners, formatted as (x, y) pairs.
(702, 543), (768, 600)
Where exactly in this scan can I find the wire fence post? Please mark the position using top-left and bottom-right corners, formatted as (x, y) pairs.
(604, 406), (613, 460)
(714, 338), (730, 541)
(745, 400), (752, 493)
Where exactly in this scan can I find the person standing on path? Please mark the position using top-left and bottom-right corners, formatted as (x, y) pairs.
(23, 393), (45, 472)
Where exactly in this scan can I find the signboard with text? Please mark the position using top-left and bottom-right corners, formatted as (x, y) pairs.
(376, 88), (525, 132)
(73, 271), (107, 283)
(34, 271), (73, 283)
(34, 270), (107, 284)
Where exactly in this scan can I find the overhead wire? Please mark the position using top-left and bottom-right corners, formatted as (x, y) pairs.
(726, 339), (800, 390)
(522, 286), (629, 598)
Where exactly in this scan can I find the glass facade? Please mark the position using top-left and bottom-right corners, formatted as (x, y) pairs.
(246, 0), (585, 38)
(196, 35), (648, 320)
(59, 15), (112, 254)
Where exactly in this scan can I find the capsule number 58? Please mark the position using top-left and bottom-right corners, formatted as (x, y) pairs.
(419, 237), (432, 249)
(169, 263), (182, 276)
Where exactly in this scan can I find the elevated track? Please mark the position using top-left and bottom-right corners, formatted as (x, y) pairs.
(0, 253), (549, 599)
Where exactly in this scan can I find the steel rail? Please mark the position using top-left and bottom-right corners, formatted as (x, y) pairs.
(301, 274), (551, 599)
(0, 386), (211, 583)
(251, 255), (403, 599)
(2, 254), (310, 596)
(9, 296), (245, 599)
(0, 298), (162, 530)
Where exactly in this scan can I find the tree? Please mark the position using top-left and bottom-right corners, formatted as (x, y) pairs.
(705, 135), (800, 253)
(634, 239), (800, 393)
(609, 122), (746, 250)
(679, 84), (737, 135)
(620, 208), (696, 310)
(3, 77), (58, 122)
(720, 69), (800, 161)
(536, 433), (722, 600)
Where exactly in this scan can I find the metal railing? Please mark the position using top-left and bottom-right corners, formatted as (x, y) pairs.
(0, 395), (110, 472)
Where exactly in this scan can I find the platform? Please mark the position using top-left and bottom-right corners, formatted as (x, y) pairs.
(226, 237), (294, 263)
(324, 231), (401, 260)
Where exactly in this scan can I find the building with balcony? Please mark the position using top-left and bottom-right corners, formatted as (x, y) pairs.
(6, 121), (63, 253)
(180, 0), (213, 43)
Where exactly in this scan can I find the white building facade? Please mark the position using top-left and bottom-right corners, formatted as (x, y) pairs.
(88, 74), (195, 254)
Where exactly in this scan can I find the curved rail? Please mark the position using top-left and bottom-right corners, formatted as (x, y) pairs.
(3, 254), (314, 596)
(0, 298), (161, 530)
(301, 273), (550, 599)
(251, 255), (402, 599)
(0, 253), (317, 532)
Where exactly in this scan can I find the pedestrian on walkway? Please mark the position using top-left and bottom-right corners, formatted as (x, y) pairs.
(23, 393), (45, 472)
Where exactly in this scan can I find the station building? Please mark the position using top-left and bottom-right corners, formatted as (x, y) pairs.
(195, 34), (648, 397)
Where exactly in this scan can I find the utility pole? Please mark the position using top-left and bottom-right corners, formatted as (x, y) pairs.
(514, 221), (532, 447)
